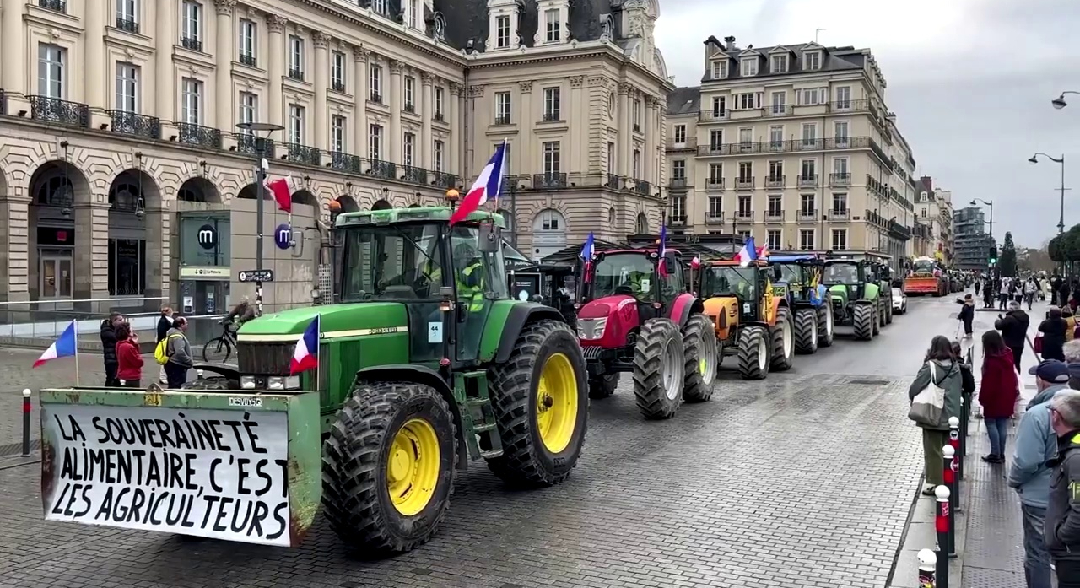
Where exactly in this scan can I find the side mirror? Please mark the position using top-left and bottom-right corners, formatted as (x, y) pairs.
(477, 220), (500, 253)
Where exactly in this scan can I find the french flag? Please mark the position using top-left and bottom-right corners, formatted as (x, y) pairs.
(690, 256), (701, 270)
(450, 141), (507, 225)
(289, 316), (321, 376)
(657, 224), (669, 278)
(736, 236), (758, 267)
(34, 320), (77, 368)
(581, 232), (595, 283)
(266, 175), (295, 214)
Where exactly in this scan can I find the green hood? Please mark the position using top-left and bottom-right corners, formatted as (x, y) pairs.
(238, 303), (408, 337)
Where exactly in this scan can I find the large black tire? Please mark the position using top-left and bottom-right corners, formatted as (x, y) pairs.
(872, 300), (881, 335)
(770, 306), (794, 371)
(488, 320), (588, 487)
(322, 381), (457, 555)
(587, 374), (618, 400)
(884, 292), (894, 324)
(853, 303), (874, 340)
(682, 314), (718, 403)
(816, 297), (835, 348)
(736, 325), (770, 380)
(632, 318), (685, 419)
(794, 308), (818, 354)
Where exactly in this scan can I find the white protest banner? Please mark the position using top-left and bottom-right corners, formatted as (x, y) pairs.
(41, 404), (292, 546)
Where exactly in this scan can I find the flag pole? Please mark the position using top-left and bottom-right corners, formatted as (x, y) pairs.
(72, 319), (80, 386)
(314, 315), (321, 392)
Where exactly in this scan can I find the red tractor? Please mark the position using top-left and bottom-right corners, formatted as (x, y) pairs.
(576, 247), (717, 420)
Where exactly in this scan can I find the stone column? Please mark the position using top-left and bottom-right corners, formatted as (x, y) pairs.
(1, 0), (25, 97)
(74, 202), (111, 306)
(388, 59), (402, 165)
(519, 81), (532, 174)
(155, 0), (175, 120)
(84, 0), (107, 108)
(448, 83), (460, 176)
(420, 73), (434, 168)
(569, 76), (584, 173)
(267, 15), (287, 128)
(352, 46), (368, 157)
(0, 190), (31, 303)
(618, 84), (631, 177)
(643, 96), (655, 183)
(313, 31), (329, 150)
(143, 200), (170, 307)
(214, 0), (235, 129)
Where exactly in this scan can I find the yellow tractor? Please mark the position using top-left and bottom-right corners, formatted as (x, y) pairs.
(697, 259), (794, 380)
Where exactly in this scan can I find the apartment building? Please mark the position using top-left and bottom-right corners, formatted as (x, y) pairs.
(665, 35), (918, 268)
(914, 177), (955, 263)
(953, 206), (994, 271)
(0, 0), (670, 314)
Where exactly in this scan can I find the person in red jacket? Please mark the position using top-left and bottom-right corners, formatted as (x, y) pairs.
(115, 323), (144, 388)
(980, 330), (1020, 463)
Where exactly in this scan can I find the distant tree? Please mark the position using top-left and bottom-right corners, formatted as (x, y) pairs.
(1018, 247), (1056, 273)
(999, 232), (1017, 276)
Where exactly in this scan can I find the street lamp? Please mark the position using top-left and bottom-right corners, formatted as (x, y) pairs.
(1051, 91), (1080, 110)
(969, 198), (994, 240)
(236, 121), (284, 316)
(1029, 152), (1067, 234)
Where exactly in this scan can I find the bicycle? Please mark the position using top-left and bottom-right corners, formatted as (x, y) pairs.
(202, 320), (238, 363)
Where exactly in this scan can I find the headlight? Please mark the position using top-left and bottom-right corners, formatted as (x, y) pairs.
(240, 376), (257, 390)
(577, 317), (607, 340)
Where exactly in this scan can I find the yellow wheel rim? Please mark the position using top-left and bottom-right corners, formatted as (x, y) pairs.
(386, 418), (441, 516)
(535, 352), (579, 454)
(699, 358), (707, 374)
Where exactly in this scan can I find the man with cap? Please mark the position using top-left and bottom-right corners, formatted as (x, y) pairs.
(1009, 359), (1072, 588)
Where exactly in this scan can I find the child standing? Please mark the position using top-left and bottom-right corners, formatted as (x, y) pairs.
(957, 293), (975, 336)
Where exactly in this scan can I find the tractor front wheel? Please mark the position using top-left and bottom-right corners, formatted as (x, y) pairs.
(817, 299), (835, 348)
(588, 373), (618, 400)
(488, 320), (588, 487)
(885, 295), (894, 324)
(770, 307), (794, 371)
(794, 308), (818, 354)
(322, 381), (457, 555)
(853, 303), (874, 340)
(736, 325), (770, 380)
(872, 301), (881, 335)
(682, 314), (718, 402)
(632, 318), (685, 419)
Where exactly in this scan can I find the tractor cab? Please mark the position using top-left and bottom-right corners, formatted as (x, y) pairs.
(699, 262), (771, 323)
(822, 256), (885, 340)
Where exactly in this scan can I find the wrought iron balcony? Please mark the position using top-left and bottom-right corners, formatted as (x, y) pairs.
(181, 36), (203, 52)
(697, 136), (873, 156)
(178, 123), (222, 148)
(670, 215), (688, 226)
(108, 111), (161, 139)
(766, 105), (792, 117)
(369, 91), (382, 103)
(29, 96), (89, 128)
(765, 175), (785, 188)
(543, 112), (561, 122)
(798, 138), (824, 151)
(889, 219), (912, 240)
(531, 173), (568, 190)
(494, 115), (511, 125)
(830, 173), (851, 186)
(403, 102), (415, 113)
(240, 54), (257, 68)
(115, 17), (138, 34)
(606, 173), (621, 190)
(798, 175), (818, 187)
(669, 177), (688, 189)
(402, 166), (427, 184)
(632, 179), (652, 196)
(431, 171), (457, 189)
(797, 208), (818, 222)
(331, 80), (345, 93)
(366, 159), (396, 180)
(736, 210), (753, 220)
(706, 214), (726, 225)
(829, 209), (850, 220)
(706, 178), (725, 191)
(38, 0), (66, 12)
(698, 110), (729, 122)
(283, 142), (321, 166)
(288, 67), (305, 82)
(765, 210), (784, 222)
(235, 134), (276, 158)
(330, 152), (361, 173)
(735, 178), (754, 190)
(666, 138), (697, 150)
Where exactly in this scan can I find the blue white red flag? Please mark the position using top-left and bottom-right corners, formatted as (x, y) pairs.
(290, 316), (321, 375)
(657, 224), (669, 278)
(757, 242), (770, 260)
(736, 236), (758, 267)
(33, 320), (77, 368)
(450, 140), (507, 225)
(581, 232), (595, 284)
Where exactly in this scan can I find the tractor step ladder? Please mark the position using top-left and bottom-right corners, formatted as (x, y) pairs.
(459, 371), (504, 458)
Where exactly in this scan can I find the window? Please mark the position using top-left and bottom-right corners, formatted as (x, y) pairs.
(671, 196), (684, 218)
(331, 115), (346, 152)
(737, 195), (752, 216)
(832, 157), (849, 176)
(434, 140), (445, 172)
(408, 0), (418, 28)
(673, 124), (686, 144)
(770, 91), (786, 114)
(403, 132), (415, 166)
(771, 54), (788, 73)
(543, 141), (561, 174)
(738, 128), (752, 146)
(633, 99), (641, 128)
(738, 92), (760, 110)
(495, 91), (511, 124)
(740, 58), (758, 77)
(607, 142), (614, 173)
(435, 87), (444, 118)
(543, 87), (560, 121)
(800, 194), (815, 215)
(331, 51), (346, 91)
(709, 130), (723, 149)
(632, 149), (641, 178)
(739, 230), (751, 241)
(708, 196), (723, 218)
(288, 35), (304, 80)
(708, 163), (722, 184)
(831, 229), (847, 250)
(671, 160), (686, 180)
(239, 91), (257, 126)
(288, 104), (305, 144)
(711, 96), (726, 116)
(797, 88), (823, 106)
(768, 160), (783, 180)
(710, 60), (727, 79)
(539, 210), (561, 231)
(404, 76), (415, 111)
(369, 124), (382, 160)
(182, 1), (201, 44)
(769, 125), (783, 148)
(800, 159), (816, 180)
(767, 229), (782, 251)
(369, 64), (382, 101)
(239, 19), (256, 65)
(180, 77), (202, 124)
(834, 121), (849, 144)
(496, 15), (511, 48)
(495, 142), (511, 172)
(371, 0), (386, 13)
(832, 193), (848, 214)
(738, 162), (753, 181)
(803, 51), (820, 71)
(115, 62), (139, 112)
(116, 0), (139, 31)
(835, 86), (851, 109)
(545, 8), (560, 42)
(800, 229), (815, 251)
(767, 195), (782, 215)
(801, 123), (817, 147)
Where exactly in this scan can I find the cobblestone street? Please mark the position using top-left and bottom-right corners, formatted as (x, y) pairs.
(0, 296), (955, 588)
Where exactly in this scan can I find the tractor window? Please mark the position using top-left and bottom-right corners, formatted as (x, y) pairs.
(340, 222), (446, 301)
(591, 253), (662, 301)
(702, 267), (757, 301)
(825, 263), (859, 285)
(448, 225), (509, 301)
(778, 265), (802, 284)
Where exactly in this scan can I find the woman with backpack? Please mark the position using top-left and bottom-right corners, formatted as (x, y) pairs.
(978, 330), (1019, 463)
(909, 335), (964, 495)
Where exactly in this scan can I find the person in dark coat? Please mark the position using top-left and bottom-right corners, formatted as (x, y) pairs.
(1039, 307), (1068, 362)
(1046, 391), (1080, 586)
(156, 305), (173, 385)
(997, 300), (1031, 374)
(99, 313), (124, 386)
(979, 330), (1020, 462)
(957, 294), (975, 336)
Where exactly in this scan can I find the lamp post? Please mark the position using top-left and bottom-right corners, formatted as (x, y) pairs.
(969, 198), (994, 240)
(1028, 152), (1067, 235)
(236, 122), (284, 317)
(1051, 91), (1080, 110)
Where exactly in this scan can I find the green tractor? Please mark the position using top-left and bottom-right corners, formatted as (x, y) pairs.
(822, 258), (884, 341)
(868, 259), (895, 326)
(37, 207), (588, 556)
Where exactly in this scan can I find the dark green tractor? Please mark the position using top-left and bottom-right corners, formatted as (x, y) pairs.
(822, 258), (883, 341)
(767, 254), (835, 353)
(868, 260), (895, 326)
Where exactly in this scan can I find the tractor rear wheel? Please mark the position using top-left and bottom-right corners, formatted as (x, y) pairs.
(682, 314), (717, 402)
(853, 303), (874, 340)
(872, 301), (881, 335)
(588, 374), (618, 400)
(770, 307), (794, 371)
(817, 298), (835, 348)
(885, 294), (894, 324)
(794, 308), (818, 354)
(322, 381), (456, 555)
(632, 318), (684, 419)
(736, 325), (770, 380)
(488, 320), (588, 487)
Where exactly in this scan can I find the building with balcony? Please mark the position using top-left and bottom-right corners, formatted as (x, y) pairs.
(0, 0), (670, 314)
(913, 176), (955, 264)
(664, 34), (918, 269)
(952, 206), (993, 271)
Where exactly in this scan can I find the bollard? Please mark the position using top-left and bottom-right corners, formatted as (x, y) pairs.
(948, 416), (962, 483)
(21, 389), (31, 457)
(958, 404), (968, 480)
(943, 444), (959, 511)
(936, 485), (955, 561)
(919, 548), (939, 588)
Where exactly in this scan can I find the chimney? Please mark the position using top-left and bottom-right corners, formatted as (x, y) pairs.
(724, 35), (735, 51)
(920, 175), (932, 192)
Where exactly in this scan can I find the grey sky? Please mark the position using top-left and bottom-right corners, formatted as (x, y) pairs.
(654, 0), (1080, 247)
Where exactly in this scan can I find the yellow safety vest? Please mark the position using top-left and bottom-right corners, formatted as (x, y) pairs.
(458, 263), (485, 312)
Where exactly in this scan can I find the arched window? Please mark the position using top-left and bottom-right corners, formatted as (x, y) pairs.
(531, 208), (567, 262)
(636, 212), (649, 233)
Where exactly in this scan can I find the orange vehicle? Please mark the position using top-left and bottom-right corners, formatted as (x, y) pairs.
(903, 256), (947, 296)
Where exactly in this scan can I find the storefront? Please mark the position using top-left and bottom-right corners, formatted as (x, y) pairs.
(177, 213), (231, 315)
